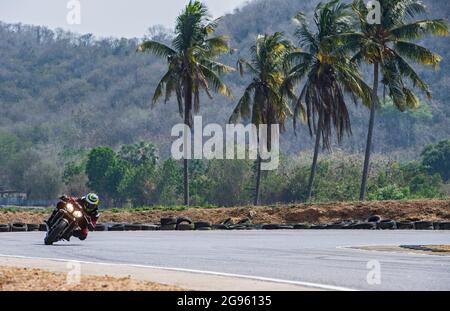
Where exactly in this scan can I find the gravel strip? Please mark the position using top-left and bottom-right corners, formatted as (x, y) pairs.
(0, 266), (184, 291)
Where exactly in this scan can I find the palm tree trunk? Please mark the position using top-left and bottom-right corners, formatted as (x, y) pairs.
(183, 77), (193, 207)
(360, 61), (379, 201)
(254, 156), (262, 206)
(307, 113), (323, 202)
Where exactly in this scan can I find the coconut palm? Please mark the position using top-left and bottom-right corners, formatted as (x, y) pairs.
(284, 0), (372, 202)
(230, 32), (294, 205)
(138, 0), (234, 206)
(340, 0), (449, 200)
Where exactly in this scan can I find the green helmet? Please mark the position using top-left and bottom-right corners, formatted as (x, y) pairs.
(82, 193), (100, 211)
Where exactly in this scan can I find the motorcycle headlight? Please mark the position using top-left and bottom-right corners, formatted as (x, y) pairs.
(66, 203), (74, 213)
(73, 211), (83, 218)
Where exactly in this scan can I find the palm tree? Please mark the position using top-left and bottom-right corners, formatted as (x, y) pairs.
(230, 32), (293, 205)
(138, 0), (234, 206)
(284, 0), (371, 202)
(341, 0), (449, 201)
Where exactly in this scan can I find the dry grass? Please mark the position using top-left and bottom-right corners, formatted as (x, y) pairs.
(426, 245), (450, 253)
(0, 267), (183, 291)
(400, 245), (450, 254)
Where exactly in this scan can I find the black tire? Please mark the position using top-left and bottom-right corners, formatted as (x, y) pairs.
(397, 221), (415, 230)
(141, 224), (160, 231)
(94, 224), (107, 231)
(161, 217), (177, 226)
(367, 215), (382, 223)
(11, 223), (28, 232)
(222, 218), (233, 226)
(293, 224), (311, 230)
(194, 221), (211, 229)
(124, 224), (142, 231)
(45, 220), (67, 245)
(26, 224), (39, 232)
(109, 224), (125, 232)
(438, 222), (450, 230)
(378, 220), (397, 230)
(197, 227), (212, 231)
(310, 225), (327, 230)
(350, 222), (377, 230)
(414, 221), (434, 230)
(177, 223), (195, 231)
(262, 224), (281, 230)
(326, 223), (346, 229)
(278, 225), (294, 230)
(176, 217), (193, 225)
(342, 221), (358, 229)
(228, 224), (252, 230)
(39, 224), (48, 232)
(0, 224), (10, 232)
(212, 224), (229, 230)
(160, 224), (177, 231)
(237, 218), (251, 225)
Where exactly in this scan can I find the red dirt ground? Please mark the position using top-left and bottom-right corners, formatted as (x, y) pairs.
(1, 199), (449, 225)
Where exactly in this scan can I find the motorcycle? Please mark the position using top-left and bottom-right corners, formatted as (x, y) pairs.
(44, 198), (94, 245)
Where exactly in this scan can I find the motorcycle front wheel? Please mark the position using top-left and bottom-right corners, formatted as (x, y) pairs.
(44, 220), (68, 245)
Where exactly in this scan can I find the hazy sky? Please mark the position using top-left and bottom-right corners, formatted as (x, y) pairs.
(0, 0), (250, 38)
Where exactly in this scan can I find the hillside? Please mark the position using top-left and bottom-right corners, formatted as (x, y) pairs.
(0, 0), (449, 196)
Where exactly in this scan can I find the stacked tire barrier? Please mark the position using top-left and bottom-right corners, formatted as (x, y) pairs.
(109, 224), (125, 232)
(94, 224), (108, 231)
(0, 224), (10, 232)
(11, 223), (27, 232)
(160, 217), (177, 231)
(26, 224), (40, 232)
(39, 224), (48, 232)
(1, 217), (450, 234)
(124, 224), (142, 231)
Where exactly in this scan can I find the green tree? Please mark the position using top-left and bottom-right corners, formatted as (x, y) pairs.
(86, 147), (116, 192)
(421, 140), (450, 182)
(119, 162), (158, 206)
(400, 162), (443, 198)
(104, 158), (130, 204)
(341, 0), (449, 200)
(24, 161), (63, 200)
(138, 0), (234, 206)
(230, 32), (293, 205)
(119, 142), (159, 166)
(155, 159), (183, 206)
(202, 159), (253, 207)
(86, 147), (127, 204)
(284, 0), (371, 202)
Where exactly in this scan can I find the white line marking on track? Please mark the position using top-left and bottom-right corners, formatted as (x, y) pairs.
(0, 254), (358, 291)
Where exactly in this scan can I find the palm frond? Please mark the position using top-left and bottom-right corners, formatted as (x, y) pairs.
(199, 65), (233, 99)
(237, 58), (260, 77)
(392, 0), (427, 20)
(138, 41), (176, 57)
(394, 40), (442, 69)
(152, 69), (174, 107)
(204, 35), (231, 56)
(390, 19), (449, 40)
(201, 59), (235, 75)
(393, 51), (431, 98)
(230, 83), (256, 123)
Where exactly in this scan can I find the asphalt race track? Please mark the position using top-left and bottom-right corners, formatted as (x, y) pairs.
(0, 230), (449, 290)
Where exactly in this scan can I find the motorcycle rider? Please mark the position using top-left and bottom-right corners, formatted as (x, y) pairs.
(47, 193), (101, 241)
